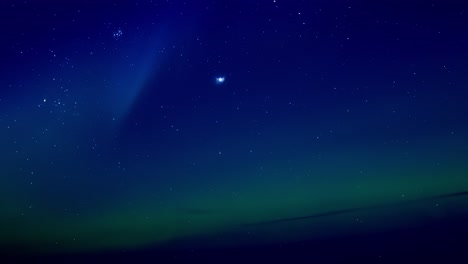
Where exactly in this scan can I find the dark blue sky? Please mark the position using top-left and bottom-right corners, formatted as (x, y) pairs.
(1, 0), (468, 260)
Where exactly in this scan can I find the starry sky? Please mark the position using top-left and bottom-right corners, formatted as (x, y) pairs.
(1, 0), (468, 259)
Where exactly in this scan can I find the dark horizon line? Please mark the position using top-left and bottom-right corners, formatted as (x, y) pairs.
(248, 190), (468, 226)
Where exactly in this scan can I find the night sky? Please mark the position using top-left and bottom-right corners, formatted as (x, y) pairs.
(1, 0), (468, 262)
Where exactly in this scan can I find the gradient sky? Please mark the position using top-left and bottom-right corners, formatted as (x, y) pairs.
(1, 0), (468, 255)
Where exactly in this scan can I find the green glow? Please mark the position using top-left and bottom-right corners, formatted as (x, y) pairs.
(2, 153), (467, 253)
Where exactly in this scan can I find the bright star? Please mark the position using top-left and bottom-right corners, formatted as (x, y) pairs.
(216, 77), (225, 84)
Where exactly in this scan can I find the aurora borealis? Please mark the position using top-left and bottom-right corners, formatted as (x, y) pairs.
(1, 0), (468, 262)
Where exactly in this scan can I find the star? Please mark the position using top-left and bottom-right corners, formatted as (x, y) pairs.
(215, 76), (225, 84)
